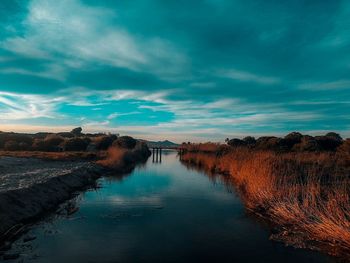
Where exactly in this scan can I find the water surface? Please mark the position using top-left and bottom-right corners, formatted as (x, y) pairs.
(9, 150), (332, 262)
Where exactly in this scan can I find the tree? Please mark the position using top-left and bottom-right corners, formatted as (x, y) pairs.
(71, 127), (82, 136)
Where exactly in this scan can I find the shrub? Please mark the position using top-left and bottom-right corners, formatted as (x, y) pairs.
(32, 139), (49, 151)
(292, 135), (320, 152)
(113, 136), (137, 149)
(4, 140), (20, 151)
(18, 142), (30, 151)
(326, 132), (343, 141)
(94, 135), (117, 150)
(44, 134), (64, 147)
(71, 127), (83, 137)
(0, 133), (33, 149)
(338, 139), (350, 154)
(63, 138), (89, 151)
(243, 136), (256, 146)
(56, 132), (75, 138)
(284, 132), (303, 149)
(227, 138), (247, 147)
(255, 136), (287, 151)
(315, 135), (342, 151)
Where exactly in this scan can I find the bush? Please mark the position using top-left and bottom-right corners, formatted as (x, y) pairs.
(284, 132), (303, 149)
(63, 138), (89, 151)
(227, 138), (246, 147)
(71, 127), (83, 137)
(243, 136), (256, 146)
(94, 135), (117, 150)
(56, 132), (75, 138)
(44, 134), (64, 147)
(255, 137), (280, 150)
(315, 135), (342, 151)
(113, 136), (137, 149)
(4, 141), (20, 151)
(338, 139), (350, 154)
(32, 139), (49, 151)
(326, 132), (343, 141)
(18, 142), (30, 151)
(292, 135), (320, 152)
(0, 133), (33, 149)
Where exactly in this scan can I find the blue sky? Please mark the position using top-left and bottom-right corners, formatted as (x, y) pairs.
(0, 0), (349, 142)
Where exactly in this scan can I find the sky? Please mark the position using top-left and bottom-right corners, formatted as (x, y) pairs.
(0, 0), (350, 142)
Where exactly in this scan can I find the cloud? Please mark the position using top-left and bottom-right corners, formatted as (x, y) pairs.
(107, 111), (141, 120)
(1, 0), (188, 80)
(0, 0), (349, 141)
(218, 69), (280, 85)
(298, 80), (350, 91)
(0, 91), (62, 120)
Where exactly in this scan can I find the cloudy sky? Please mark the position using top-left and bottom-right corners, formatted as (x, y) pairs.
(0, 0), (350, 142)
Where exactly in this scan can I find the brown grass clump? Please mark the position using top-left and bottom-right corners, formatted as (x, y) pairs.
(97, 141), (151, 171)
(0, 150), (103, 161)
(96, 147), (127, 168)
(180, 146), (350, 257)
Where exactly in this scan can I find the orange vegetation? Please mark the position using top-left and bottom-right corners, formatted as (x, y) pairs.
(0, 150), (105, 161)
(96, 147), (127, 168)
(181, 145), (350, 257)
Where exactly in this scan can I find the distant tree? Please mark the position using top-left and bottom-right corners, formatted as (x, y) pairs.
(71, 127), (83, 137)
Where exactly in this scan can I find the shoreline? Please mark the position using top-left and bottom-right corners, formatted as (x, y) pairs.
(180, 150), (350, 259)
(0, 145), (151, 249)
(0, 162), (104, 245)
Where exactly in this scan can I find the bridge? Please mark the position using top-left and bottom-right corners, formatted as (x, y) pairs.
(150, 147), (184, 163)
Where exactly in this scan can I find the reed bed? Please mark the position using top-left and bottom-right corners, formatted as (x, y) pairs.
(181, 146), (350, 257)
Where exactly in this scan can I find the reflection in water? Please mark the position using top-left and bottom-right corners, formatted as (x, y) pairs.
(7, 150), (332, 263)
(152, 147), (162, 163)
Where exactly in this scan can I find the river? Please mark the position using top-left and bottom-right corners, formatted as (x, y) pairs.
(6, 150), (332, 262)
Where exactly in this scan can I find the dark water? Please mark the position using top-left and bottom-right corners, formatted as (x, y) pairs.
(8, 150), (332, 263)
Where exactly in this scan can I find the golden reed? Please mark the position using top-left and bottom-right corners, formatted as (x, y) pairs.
(181, 144), (350, 257)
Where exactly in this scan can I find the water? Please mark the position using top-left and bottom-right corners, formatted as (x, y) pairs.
(8, 150), (332, 262)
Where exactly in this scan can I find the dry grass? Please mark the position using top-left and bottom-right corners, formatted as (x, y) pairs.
(96, 147), (127, 168)
(0, 150), (105, 161)
(181, 146), (350, 257)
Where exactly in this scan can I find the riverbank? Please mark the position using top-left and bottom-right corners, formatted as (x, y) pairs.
(0, 141), (151, 250)
(180, 146), (350, 258)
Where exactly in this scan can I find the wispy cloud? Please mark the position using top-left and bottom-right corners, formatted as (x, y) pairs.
(0, 91), (62, 120)
(218, 69), (280, 85)
(107, 111), (140, 120)
(298, 80), (350, 91)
